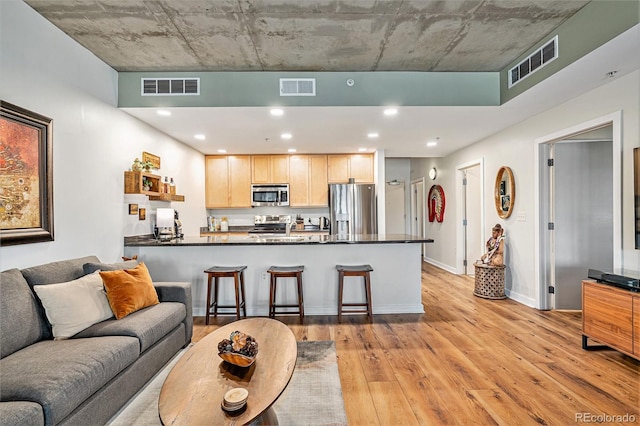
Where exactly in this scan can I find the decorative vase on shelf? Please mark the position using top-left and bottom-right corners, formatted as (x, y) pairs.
(131, 158), (142, 171)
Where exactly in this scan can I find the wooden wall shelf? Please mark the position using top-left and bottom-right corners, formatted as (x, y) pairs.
(124, 171), (184, 202)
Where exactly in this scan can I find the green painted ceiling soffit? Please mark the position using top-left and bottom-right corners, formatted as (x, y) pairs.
(117, 71), (499, 108)
(500, 0), (640, 104)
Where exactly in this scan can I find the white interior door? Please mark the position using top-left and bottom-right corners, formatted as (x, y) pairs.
(553, 139), (613, 309)
(464, 166), (482, 274)
(456, 159), (484, 275)
(385, 182), (406, 234)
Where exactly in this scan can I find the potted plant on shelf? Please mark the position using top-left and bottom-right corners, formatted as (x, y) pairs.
(142, 177), (153, 191)
(142, 160), (154, 172)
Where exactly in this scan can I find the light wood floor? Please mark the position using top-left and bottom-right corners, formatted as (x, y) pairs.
(193, 262), (639, 425)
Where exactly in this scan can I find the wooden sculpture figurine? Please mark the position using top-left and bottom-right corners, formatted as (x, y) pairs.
(479, 224), (505, 266)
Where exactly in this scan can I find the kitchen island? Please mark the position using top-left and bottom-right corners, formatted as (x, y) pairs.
(124, 234), (432, 317)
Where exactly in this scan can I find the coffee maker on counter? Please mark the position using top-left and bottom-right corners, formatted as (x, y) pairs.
(155, 208), (183, 241)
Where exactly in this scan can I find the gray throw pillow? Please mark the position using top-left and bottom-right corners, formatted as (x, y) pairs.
(82, 260), (138, 275)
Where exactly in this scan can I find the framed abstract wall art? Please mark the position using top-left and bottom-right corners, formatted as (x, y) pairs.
(0, 101), (54, 245)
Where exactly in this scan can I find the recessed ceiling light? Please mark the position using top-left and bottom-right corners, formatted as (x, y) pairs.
(383, 108), (398, 116)
(367, 133), (379, 138)
(281, 133), (292, 140)
(288, 148), (297, 153)
(156, 110), (171, 116)
(270, 108), (284, 116)
(358, 148), (368, 152)
(194, 134), (206, 140)
(217, 149), (227, 153)
(426, 141), (438, 147)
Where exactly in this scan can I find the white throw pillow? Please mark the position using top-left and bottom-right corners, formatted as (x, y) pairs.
(33, 271), (114, 340)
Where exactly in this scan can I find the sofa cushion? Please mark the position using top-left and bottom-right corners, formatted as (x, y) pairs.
(82, 259), (138, 275)
(0, 336), (139, 426)
(20, 256), (100, 286)
(0, 269), (49, 359)
(0, 401), (44, 426)
(73, 302), (186, 352)
(100, 263), (159, 319)
(32, 272), (114, 340)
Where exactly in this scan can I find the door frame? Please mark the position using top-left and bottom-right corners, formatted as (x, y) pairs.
(410, 178), (426, 257)
(534, 111), (622, 310)
(456, 159), (485, 275)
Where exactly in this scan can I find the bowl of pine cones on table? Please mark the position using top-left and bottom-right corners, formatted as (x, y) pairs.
(217, 331), (259, 367)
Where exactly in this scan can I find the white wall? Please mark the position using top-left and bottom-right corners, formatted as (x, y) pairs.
(412, 69), (640, 307)
(0, 0), (206, 270)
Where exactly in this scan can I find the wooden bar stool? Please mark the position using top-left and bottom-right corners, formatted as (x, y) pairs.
(267, 266), (305, 321)
(204, 265), (247, 324)
(336, 264), (373, 322)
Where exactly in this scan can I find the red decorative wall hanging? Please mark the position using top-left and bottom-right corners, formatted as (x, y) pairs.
(428, 185), (446, 223)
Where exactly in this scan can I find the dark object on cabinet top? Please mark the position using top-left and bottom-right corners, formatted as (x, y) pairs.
(587, 269), (640, 292)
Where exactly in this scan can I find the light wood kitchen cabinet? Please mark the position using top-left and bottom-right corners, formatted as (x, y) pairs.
(327, 155), (350, 183)
(350, 154), (374, 182)
(205, 155), (251, 208)
(289, 155), (328, 207)
(229, 156), (251, 207)
(327, 154), (374, 183)
(309, 155), (329, 206)
(289, 155), (309, 206)
(582, 280), (639, 360)
(251, 155), (289, 183)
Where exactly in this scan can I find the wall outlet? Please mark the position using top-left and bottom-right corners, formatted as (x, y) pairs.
(261, 272), (268, 281)
(516, 211), (526, 222)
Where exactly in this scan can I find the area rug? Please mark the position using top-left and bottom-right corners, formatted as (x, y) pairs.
(106, 341), (347, 426)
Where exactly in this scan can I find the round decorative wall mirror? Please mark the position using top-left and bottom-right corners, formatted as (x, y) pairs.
(494, 166), (515, 219)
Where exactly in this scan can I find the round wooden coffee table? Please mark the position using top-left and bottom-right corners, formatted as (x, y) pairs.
(159, 318), (297, 425)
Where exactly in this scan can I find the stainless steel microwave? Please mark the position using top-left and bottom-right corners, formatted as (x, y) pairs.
(251, 184), (290, 207)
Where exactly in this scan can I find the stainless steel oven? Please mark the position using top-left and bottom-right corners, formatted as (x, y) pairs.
(251, 184), (289, 207)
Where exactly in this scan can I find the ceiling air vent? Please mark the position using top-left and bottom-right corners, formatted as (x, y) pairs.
(279, 78), (316, 96)
(141, 78), (200, 96)
(509, 36), (558, 88)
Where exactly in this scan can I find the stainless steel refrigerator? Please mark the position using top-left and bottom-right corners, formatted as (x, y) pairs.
(329, 183), (377, 235)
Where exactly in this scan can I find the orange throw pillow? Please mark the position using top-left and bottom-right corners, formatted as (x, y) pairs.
(100, 262), (159, 319)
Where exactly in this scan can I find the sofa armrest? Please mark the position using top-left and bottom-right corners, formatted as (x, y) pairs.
(0, 401), (44, 426)
(154, 281), (193, 345)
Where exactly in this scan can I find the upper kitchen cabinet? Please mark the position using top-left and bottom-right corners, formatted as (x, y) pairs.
(327, 154), (374, 183)
(251, 155), (289, 184)
(289, 155), (328, 207)
(205, 155), (251, 208)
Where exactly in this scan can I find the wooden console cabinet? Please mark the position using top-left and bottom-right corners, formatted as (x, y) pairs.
(582, 280), (640, 360)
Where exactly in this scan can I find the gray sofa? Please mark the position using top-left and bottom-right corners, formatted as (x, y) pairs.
(0, 256), (193, 426)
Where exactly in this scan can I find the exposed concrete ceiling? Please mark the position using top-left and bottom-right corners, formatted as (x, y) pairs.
(23, 1), (638, 157)
(24, 0), (590, 72)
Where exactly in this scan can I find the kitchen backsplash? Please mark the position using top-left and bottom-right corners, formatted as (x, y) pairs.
(206, 206), (330, 227)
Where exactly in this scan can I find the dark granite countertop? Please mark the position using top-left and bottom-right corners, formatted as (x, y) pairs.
(199, 226), (329, 234)
(125, 234), (434, 247)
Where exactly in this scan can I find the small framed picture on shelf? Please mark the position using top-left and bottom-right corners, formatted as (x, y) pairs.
(139, 208), (146, 220)
(128, 204), (138, 215)
(142, 151), (160, 170)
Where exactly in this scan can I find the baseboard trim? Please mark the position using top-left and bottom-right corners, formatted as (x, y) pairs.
(423, 257), (457, 274)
